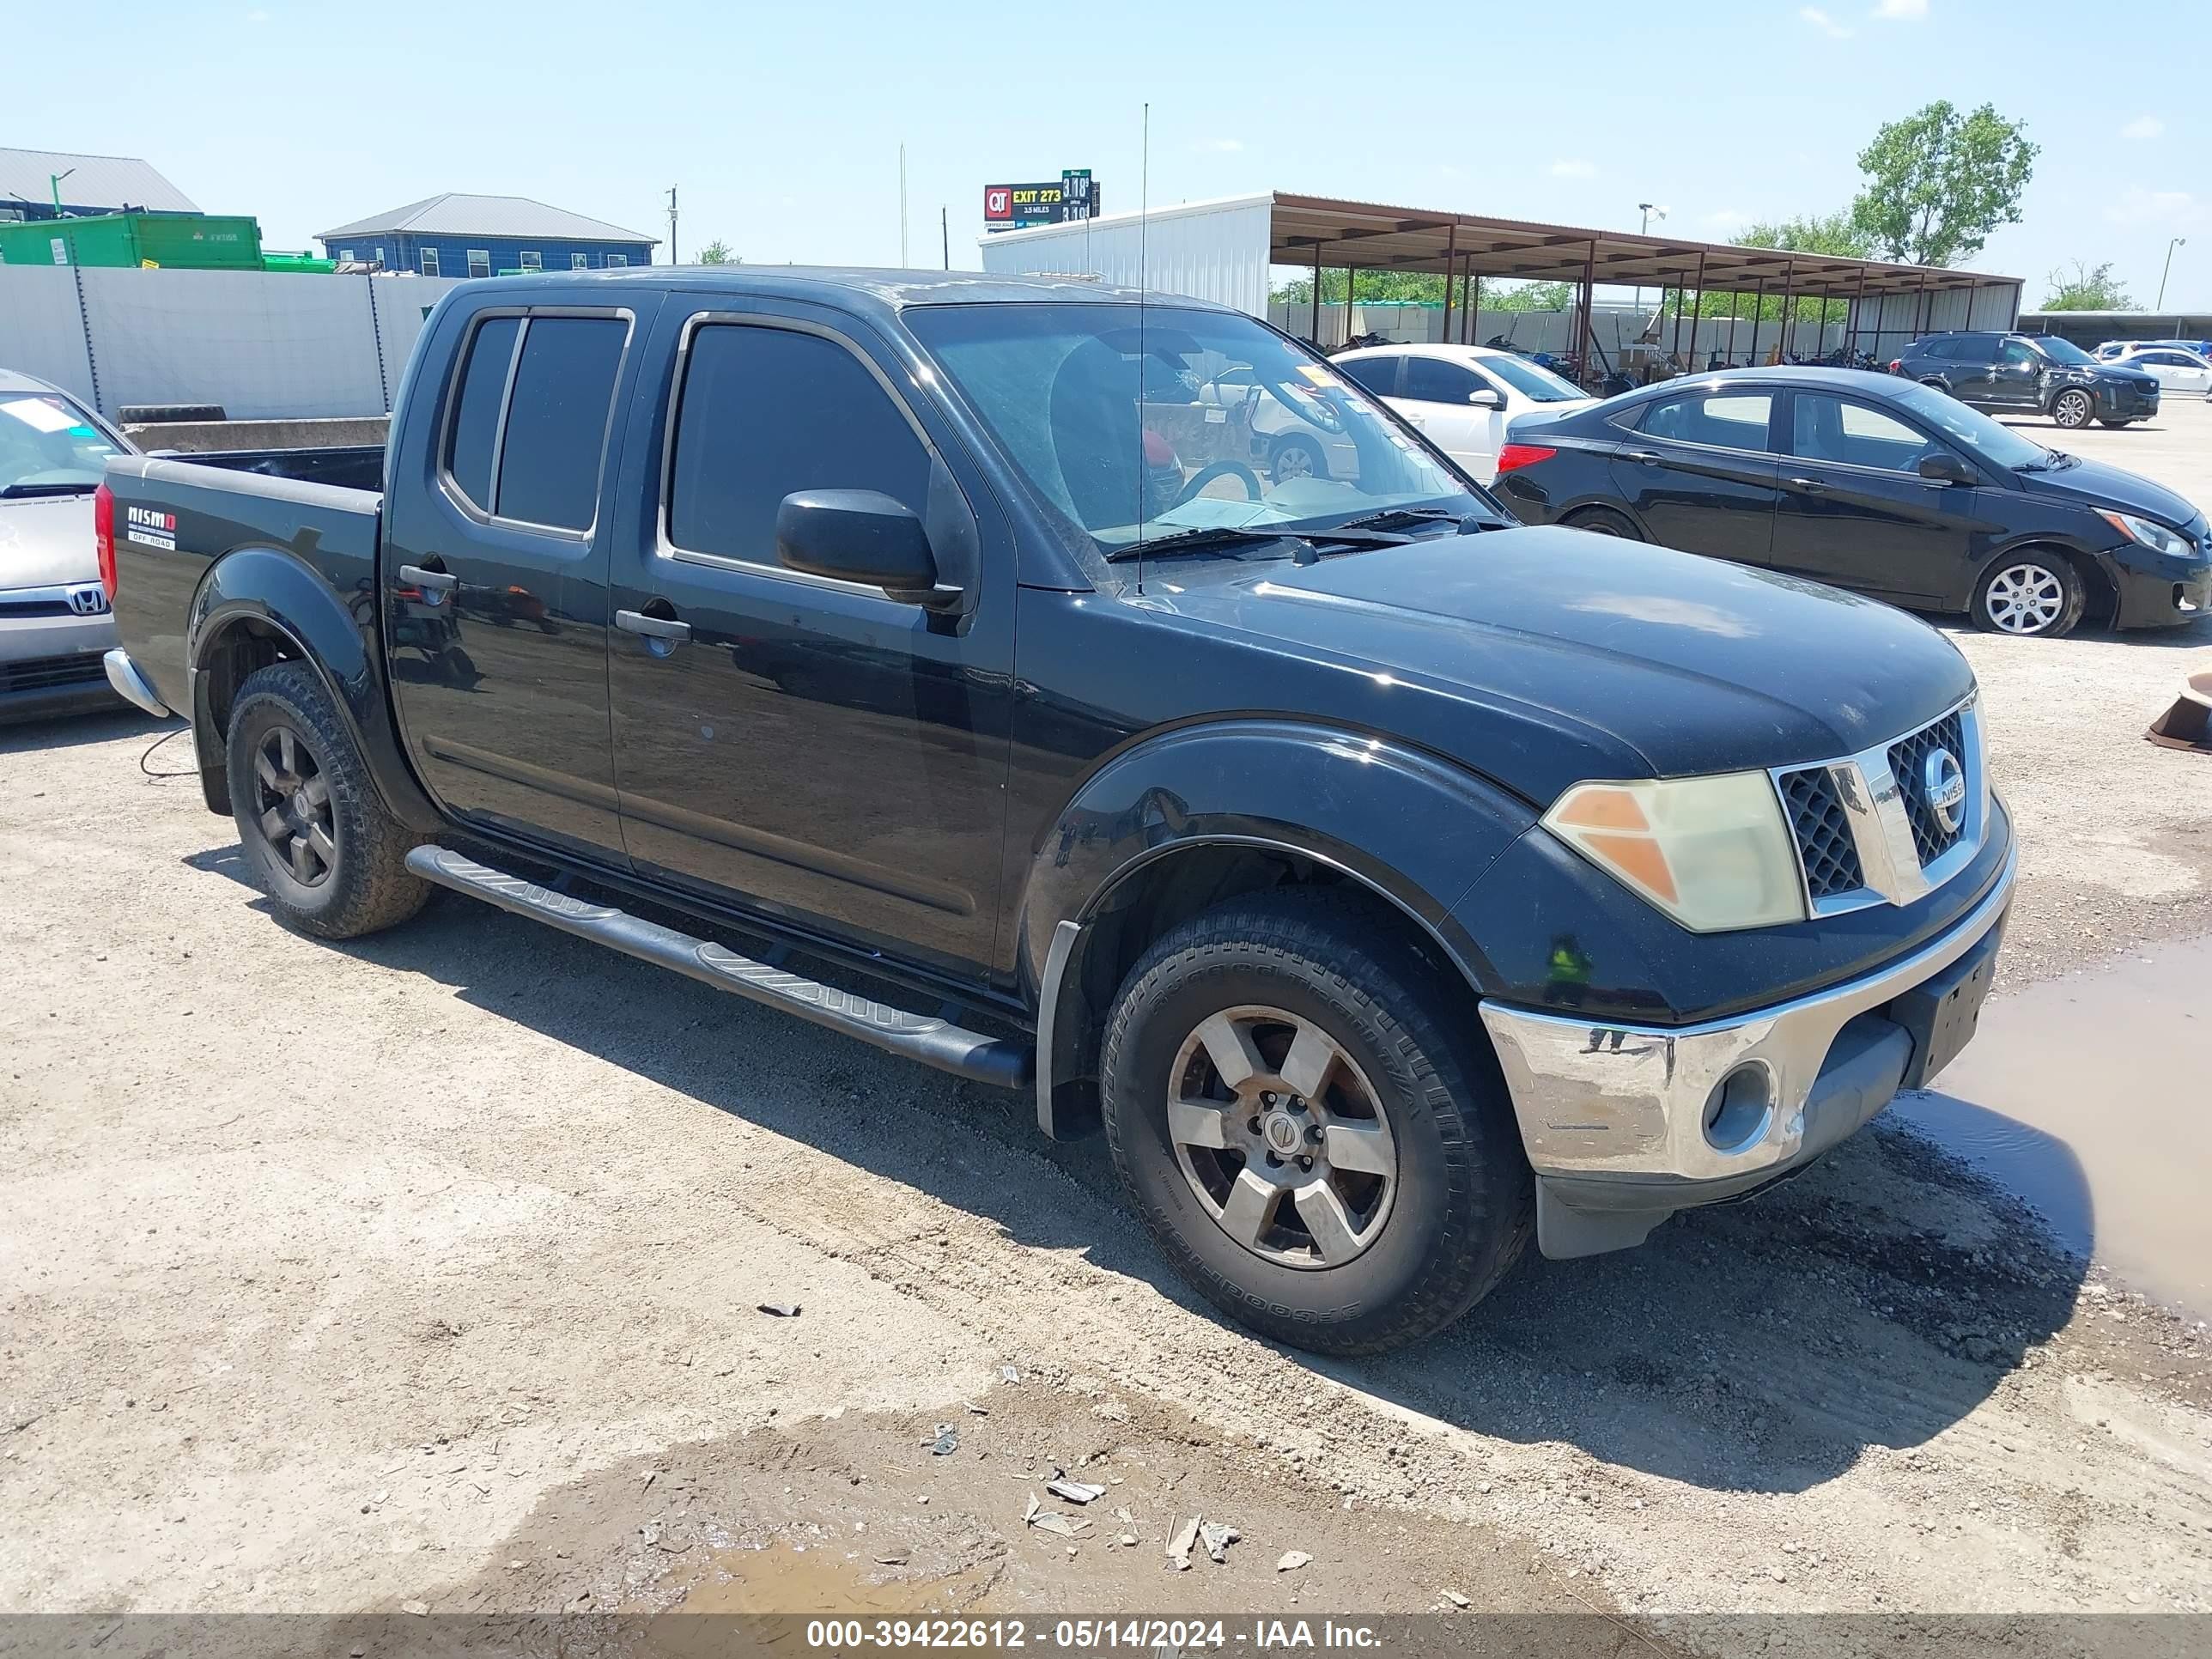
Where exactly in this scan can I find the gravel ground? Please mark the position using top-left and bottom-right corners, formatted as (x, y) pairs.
(4, 400), (2212, 1629)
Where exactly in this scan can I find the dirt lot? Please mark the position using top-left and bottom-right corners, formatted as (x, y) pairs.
(4, 404), (2212, 1630)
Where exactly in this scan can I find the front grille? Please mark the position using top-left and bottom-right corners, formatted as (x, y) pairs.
(1888, 712), (1967, 865)
(1778, 767), (1864, 901)
(0, 653), (106, 695)
(0, 596), (74, 619)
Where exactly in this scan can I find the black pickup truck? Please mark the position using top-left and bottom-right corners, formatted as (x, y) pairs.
(100, 268), (2015, 1354)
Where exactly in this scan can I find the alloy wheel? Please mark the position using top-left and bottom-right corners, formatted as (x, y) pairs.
(1165, 1005), (1398, 1269)
(2052, 390), (2092, 428)
(1271, 443), (1319, 483)
(252, 726), (337, 886)
(1984, 563), (2067, 635)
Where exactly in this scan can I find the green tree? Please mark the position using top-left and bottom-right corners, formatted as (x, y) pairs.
(2040, 260), (2136, 311)
(1483, 280), (1571, 313)
(1849, 100), (2037, 267)
(696, 240), (738, 265)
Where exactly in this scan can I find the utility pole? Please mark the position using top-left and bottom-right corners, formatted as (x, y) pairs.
(1635, 202), (1666, 312)
(2157, 236), (2187, 312)
(898, 144), (908, 266)
(665, 185), (678, 264)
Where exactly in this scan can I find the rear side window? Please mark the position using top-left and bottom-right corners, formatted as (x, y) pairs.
(1953, 337), (1999, 364)
(667, 324), (929, 568)
(493, 317), (629, 531)
(1338, 355), (1400, 397)
(444, 315), (521, 512)
(1640, 391), (1775, 453)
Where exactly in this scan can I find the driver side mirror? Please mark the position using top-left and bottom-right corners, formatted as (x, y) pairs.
(1918, 453), (1975, 485)
(775, 489), (961, 611)
(1468, 388), (1505, 410)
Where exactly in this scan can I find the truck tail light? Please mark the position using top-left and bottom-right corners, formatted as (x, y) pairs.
(94, 483), (117, 599)
(1493, 443), (1556, 474)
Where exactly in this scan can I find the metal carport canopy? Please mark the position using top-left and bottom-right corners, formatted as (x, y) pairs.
(1269, 191), (2008, 296)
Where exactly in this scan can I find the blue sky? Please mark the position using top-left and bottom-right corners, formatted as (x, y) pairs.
(20, 0), (2209, 308)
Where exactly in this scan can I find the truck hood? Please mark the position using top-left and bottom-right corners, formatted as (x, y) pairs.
(0, 492), (99, 591)
(1155, 525), (1975, 799)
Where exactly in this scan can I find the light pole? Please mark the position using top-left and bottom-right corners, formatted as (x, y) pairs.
(1636, 203), (1667, 312)
(2156, 236), (2186, 313)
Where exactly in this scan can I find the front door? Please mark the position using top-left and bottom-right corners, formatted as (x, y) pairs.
(383, 303), (647, 865)
(1982, 338), (2041, 410)
(1770, 391), (1990, 603)
(1391, 356), (1506, 478)
(1609, 386), (1781, 563)
(605, 305), (1015, 980)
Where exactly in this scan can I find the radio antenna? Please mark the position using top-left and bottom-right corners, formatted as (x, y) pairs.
(1134, 100), (1150, 592)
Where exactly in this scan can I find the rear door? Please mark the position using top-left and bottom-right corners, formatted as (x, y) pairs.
(1770, 389), (1989, 603)
(602, 301), (1015, 981)
(1608, 386), (1782, 563)
(383, 301), (649, 866)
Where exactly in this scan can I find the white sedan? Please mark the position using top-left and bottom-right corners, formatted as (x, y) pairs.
(1330, 343), (1596, 483)
(2108, 345), (2212, 394)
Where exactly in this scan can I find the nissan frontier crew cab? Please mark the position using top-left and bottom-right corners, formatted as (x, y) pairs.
(100, 268), (2014, 1355)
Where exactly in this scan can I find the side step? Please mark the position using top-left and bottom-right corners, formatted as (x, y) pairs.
(404, 846), (1032, 1090)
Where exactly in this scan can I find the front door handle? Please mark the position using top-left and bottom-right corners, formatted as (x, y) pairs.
(1624, 449), (1661, 465)
(616, 608), (692, 646)
(397, 563), (457, 594)
(1787, 477), (1826, 493)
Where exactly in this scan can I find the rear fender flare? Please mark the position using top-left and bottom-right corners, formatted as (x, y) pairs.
(188, 544), (441, 831)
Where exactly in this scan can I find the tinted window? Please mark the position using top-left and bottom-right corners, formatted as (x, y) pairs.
(1953, 337), (2000, 364)
(1999, 341), (2039, 368)
(492, 316), (629, 531)
(668, 325), (929, 566)
(2033, 335), (2099, 366)
(1401, 356), (1486, 404)
(1790, 395), (1939, 472)
(1337, 355), (1399, 397)
(1640, 391), (1774, 453)
(1479, 354), (1586, 403)
(444, 315), (520, 512)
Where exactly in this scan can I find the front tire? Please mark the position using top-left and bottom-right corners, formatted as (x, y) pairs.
(2050, 387), (2095, 429)
(1268, 434), (1328, 484)
(1100, 891), (1531, 1355)
(1974, 552), (2084, 639)
(225, 662), (430, 939)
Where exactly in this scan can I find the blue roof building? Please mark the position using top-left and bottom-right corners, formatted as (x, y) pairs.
(315, 192), (657, 278)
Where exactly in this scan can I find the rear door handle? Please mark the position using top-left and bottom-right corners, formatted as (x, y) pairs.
(397, 563), (457, 593)
(616, 608), (692, 646)
(1624, 449), (1661, 465)
(1787, 477), (1826, 493)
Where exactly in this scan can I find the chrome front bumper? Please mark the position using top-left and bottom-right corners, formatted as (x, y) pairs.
(1479, 841), (2016, 1257)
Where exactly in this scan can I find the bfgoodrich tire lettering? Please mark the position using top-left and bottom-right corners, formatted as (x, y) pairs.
(225, 662), (430, 939)
(1099, 890), (1531, 1355)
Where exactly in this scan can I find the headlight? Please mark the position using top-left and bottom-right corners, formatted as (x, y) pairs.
(1543, 772), (1804, 933)
(2098, 510), (2196, 558)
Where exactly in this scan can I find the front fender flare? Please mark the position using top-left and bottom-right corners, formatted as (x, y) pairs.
(188, 545), (441, 831)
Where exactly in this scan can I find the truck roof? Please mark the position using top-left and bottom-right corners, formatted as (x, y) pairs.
(470, 264), (1230, 314)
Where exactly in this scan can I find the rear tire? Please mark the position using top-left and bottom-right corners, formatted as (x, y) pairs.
(225, 662), (430, 939)
(1973, 551), (2085, 639)
(2050, 387), (2095, 429)
(1099, 890), (1531, 1355)
(1564, 506), (1642, 539)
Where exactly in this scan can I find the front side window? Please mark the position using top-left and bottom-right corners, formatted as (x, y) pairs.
(1883, 378), (2053, 471)
(1640, 391), (1775, 453)
(1401, 356), (1486, 405)
(419, 248), (440, 277)
(466, 249), (490, 279)
(906, 303), (1485, 561)
(1790, 394), (1941, 473)
(492, 317), (629, 531)
(0, 390), (122, 496)
(668, 325), (928, 568)
(2000, 341), (2039, 368)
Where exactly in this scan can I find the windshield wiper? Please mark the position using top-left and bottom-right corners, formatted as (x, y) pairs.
(0, 482), (97, 499)
(1104, 521), (1413, 563)
(1328, 507), (1471, 533)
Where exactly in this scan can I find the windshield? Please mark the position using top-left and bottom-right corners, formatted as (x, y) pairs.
(1479, 353), (1587, 403)
(1885, 378), (2055, 471)
(0, 392), (121, 496)
(2032, 336), (2100, 368)
(906, 303), (1488, 558)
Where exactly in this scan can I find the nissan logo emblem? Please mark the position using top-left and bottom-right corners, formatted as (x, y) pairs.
(67, 586), (110, 617)
(1923, 747), (1966, 835)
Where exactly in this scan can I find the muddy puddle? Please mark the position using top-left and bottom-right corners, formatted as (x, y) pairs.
(1896, 932), (2212, 1314)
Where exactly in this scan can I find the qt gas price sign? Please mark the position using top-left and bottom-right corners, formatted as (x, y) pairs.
(983, 169), (1099, 231)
